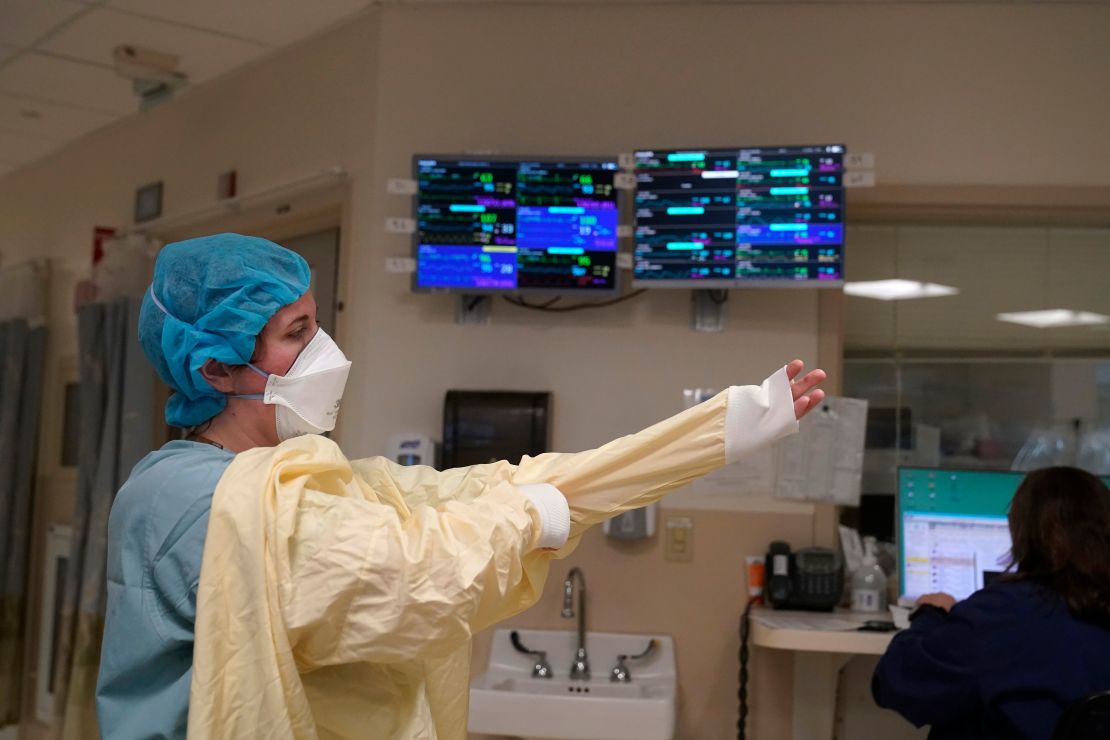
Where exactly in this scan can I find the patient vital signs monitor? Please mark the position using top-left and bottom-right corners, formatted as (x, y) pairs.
(898, 467), (1110, 601)
(414, 156), (620, 293)
(632, 144), (845, 287)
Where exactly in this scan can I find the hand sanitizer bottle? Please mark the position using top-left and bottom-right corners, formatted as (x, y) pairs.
(852, 537), (888, 613)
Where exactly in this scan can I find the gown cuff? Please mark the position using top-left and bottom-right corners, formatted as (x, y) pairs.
(518, 483), (571, 550)
(724, 365), (799, 465)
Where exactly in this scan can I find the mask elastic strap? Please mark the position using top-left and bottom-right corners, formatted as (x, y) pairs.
(149, 285), (173, 317)
(151, 284), (273, 403)
(230, 363), (269, 400)
(151, 286), (264, 375)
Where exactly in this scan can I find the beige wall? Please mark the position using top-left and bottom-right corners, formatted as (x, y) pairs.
(2, 3), (1109, 739)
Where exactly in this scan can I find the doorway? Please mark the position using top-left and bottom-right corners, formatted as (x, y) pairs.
(280, 228), (341, 335)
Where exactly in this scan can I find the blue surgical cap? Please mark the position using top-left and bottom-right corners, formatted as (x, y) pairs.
(139, 233), (311, 428)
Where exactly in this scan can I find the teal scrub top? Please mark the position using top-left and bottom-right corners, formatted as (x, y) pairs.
(96, 440), (235, 740)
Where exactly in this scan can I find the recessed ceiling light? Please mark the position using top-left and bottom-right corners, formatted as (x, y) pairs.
(843, 279), (959, 301)
(995, 310), (1110, 328)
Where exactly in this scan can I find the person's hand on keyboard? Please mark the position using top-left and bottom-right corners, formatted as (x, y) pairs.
(916, 592), (956, 612)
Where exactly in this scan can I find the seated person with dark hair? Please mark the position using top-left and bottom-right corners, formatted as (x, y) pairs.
(873, 466), (1110, 740)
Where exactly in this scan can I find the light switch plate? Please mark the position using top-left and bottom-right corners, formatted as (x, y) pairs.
(664, 516), (693, 563)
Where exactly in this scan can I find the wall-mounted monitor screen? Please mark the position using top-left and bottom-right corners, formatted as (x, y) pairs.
(632, 144), (845, 288)
(414, 156), (621, 293)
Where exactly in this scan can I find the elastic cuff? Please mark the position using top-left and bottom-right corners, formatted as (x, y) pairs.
(724, 365), (799, 464)
(518, 483), (571, 550)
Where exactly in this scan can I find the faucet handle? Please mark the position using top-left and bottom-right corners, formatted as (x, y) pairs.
(510, 630), (553, 679)
(609, 639), (659, 683)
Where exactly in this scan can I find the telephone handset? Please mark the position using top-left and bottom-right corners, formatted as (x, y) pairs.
(764, 540), (844, 612)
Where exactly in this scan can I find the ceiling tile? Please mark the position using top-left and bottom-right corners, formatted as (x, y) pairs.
(0, 52), (136, 115)
(0, 129), (64, 164)
(104, 0), (371, 46)
(0, 92), (118, 140)
(40, 7), (271, 84)
(0, 0), (86, 48)
(0, 1), (376, 178)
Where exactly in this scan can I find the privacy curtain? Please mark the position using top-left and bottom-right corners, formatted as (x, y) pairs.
(0, 318), (48, 728)
(51, 297), (151, 738)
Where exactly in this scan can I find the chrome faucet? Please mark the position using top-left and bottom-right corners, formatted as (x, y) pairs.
(562, 567), (590, 680)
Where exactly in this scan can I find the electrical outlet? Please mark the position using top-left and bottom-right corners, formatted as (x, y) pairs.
(664, 516), (693, 563)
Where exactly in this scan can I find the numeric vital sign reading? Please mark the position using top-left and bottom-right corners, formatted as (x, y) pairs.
(632, 145), (845, 287)
(415, 157), (620, 292)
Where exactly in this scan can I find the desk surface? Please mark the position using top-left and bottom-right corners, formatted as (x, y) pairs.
(749, 606), (898, 655)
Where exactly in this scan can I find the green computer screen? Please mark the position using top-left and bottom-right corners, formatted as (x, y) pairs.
(897, 467), (1110, 600)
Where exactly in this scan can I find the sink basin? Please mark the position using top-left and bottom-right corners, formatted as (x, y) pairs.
(469, 628), (676, 740)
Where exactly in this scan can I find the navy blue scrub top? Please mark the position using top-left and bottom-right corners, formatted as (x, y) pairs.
(873, 579), (1110, 740)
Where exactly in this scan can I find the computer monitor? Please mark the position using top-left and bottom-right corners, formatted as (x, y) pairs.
(898, 467), (1110, 601)
(413, 155), (621, 294)
(632, 144), (845, 288)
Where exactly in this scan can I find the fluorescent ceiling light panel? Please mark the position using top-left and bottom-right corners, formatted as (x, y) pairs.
(843, 279), (959, 301)
(995, 310), (1110, 328)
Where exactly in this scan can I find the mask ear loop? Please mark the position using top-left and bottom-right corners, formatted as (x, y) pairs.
(230, 363), (269, 401)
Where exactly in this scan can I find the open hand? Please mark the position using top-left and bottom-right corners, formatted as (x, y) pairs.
(787, 360), (827, 420)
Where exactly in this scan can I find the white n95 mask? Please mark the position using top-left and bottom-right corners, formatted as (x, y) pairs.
(241, 328), (352, 441)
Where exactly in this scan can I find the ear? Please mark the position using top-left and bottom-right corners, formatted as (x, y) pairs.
(199, 359), (238, 394)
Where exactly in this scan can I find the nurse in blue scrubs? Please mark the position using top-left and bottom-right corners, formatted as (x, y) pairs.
(95, 233), (829, 739)
(873, 466), (1110, 740)
(96, 235), (314, 738)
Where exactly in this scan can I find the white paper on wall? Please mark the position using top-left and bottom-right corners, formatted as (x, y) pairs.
(662, 453), (815, 513)
(775, 396), (869, 506)
(693, 453), (775, 497)
(661, 387), (813, 514)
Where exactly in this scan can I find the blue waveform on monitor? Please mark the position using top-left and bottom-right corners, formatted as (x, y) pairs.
(517, 206), (618, 251)
(417, 245), (517, 290)
(737, 224), (844, 246)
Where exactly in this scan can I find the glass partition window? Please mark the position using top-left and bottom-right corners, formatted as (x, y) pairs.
(843, 224), (1110, 537)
